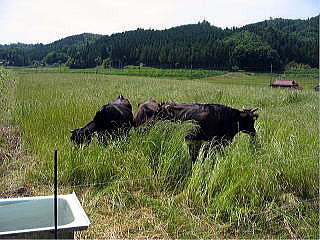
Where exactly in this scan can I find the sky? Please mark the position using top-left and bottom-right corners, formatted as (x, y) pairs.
(0, 0), (319, 44)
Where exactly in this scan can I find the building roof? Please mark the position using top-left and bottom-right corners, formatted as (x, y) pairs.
(271, 79), (297, 86)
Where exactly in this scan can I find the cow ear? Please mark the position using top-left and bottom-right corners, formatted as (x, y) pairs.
(70, 129), (75, 133)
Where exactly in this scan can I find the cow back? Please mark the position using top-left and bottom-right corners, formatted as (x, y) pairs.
(94, 103), (133, 131)
(161, 102), (241, 141)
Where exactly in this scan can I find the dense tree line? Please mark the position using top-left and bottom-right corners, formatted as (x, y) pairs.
(0, 16), (318, 71)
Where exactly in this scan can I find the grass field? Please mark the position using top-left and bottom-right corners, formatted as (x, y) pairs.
(6, 66), (226, 80)
(0, 67), (319, 238)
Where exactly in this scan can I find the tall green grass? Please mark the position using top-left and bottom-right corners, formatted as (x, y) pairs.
(0, 67), (16, 123)
(7, 70), (320, 238)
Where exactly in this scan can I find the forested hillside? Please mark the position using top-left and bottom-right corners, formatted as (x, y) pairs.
(0, 16), (318, 71)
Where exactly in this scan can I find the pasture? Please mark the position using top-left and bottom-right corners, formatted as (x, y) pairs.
(0, 67), (319, 238)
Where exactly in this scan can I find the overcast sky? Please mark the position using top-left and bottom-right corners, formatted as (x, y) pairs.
(1, 0), (319, 44)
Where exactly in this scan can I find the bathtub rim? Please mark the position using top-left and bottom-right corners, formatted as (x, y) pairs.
(0, 192), (90, 236)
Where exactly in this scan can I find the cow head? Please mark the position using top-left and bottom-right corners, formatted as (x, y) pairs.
(112, 95), (132, 110)
(238, 107), (259, 136)
(70, 128), (93, 145)
(133, 99), (161, 127)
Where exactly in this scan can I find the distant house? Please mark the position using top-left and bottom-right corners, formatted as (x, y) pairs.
(270, 79), (303, 90)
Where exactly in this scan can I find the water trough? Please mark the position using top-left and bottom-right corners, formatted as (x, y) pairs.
(0, 192), (90, 239)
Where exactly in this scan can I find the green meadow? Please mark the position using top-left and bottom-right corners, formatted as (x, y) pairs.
(0, 67), (319, 238)
(7, 66), (226, 80)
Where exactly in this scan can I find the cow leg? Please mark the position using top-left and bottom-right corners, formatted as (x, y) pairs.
(187, 140), (203, 163)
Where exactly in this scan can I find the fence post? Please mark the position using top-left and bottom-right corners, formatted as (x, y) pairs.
(54, 150), (58, 239)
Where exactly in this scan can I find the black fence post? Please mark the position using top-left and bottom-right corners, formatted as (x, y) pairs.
(54, 150), (58, 240)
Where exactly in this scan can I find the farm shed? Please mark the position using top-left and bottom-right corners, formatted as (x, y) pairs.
(270, 79), (303, 90)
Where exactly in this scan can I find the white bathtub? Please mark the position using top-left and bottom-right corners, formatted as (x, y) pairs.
(0, 192), (90, 239)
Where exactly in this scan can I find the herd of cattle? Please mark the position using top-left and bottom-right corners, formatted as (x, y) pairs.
(70, 95), (259, 159)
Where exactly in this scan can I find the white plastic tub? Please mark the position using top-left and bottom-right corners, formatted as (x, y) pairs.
(0, 192), (90, 239)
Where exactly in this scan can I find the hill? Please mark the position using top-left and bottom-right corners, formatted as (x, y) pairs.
(0, 16), (318, 71)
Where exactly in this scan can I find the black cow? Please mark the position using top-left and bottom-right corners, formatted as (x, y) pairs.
(134, 99), (259, 160)
(160, 101), (259, 144)
(70, 95), (133, 145)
